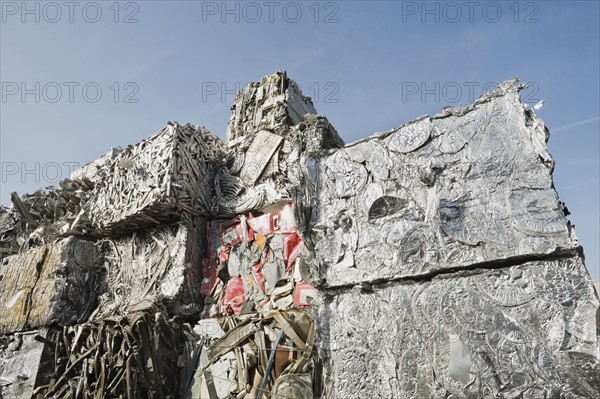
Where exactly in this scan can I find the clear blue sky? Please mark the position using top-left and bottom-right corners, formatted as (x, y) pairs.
(1, 1), (598, 279)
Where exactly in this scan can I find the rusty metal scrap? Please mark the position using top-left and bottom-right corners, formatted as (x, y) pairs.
(0, 72), (598, 398)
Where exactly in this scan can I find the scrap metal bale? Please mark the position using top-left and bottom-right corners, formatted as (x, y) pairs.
(226, 71), (343, 150)
(0, 330), (48, 399)
(307, 78), (579, 287)
(308, 78), (600, 398)
(95, 220), (206, 317)
(316, 254), (600, 398)
(33, 312), (185, 398)
(226, 71), (316, 144)
(0, 205), (19, 257)
(70, 147), (123, 185)
(0, 237), (99, 335)
(0, 179), (96, 259)
(214, 72), (344, 218)
(85, 122), (225, 234)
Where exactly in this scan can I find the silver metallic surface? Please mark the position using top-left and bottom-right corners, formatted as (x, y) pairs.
(1, 72), (598, 398)
(307, 79), (599, 398)
(317, 256), (599, 398)
(307, 79), (577, 288)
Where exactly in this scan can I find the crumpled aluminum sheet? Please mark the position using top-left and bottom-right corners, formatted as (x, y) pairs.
(307, 79), (578, 287)
(316, 255), (600, 398)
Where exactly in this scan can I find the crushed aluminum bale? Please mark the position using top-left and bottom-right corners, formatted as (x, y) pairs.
(0, 330), (48, 399)
(31, 311), (185, 398)
(213, 71), (344, 219)
(0, 179), (96, 258)
(317, 255), (600, 398)
(0, 237), (100, 335)
(94, 220), (206, 318)
(303, 78), (600, 398)
(304, 79), (579, 288)
(86, 123), (225, 233)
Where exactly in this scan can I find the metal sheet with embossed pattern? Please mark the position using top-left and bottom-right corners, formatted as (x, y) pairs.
(316, 256), (600, 399)
(307, 79), (577, 288)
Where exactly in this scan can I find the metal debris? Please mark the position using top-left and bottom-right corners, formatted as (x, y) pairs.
(213, 71), (343, 218)
(0, 178), (95, 256)
(95, 221), (206, 318)
(317, 256), (600, 398)
(239, 130), (283, 186)
(0, 237), (99, 335)
(304, 78), (600, 397)
(184, 310), (318, 399)
(0, 330), (47, 398)
(0, 72), (598, 398)
(200, 202), (312, 321)
(86, 123), (224, 233)
(33, 312), (184, 398)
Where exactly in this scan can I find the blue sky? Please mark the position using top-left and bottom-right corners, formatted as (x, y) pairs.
(1, 0), (598, 279)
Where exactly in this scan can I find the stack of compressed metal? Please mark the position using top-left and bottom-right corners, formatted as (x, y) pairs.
(1, 72), (599, 398)
(0, 72), (339, 398)
(306, 79), (600, 398)
(178, 71), (343, 398)
(0, 122), (225, 398)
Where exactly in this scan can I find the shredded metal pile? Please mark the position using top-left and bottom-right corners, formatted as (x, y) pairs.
(0, 71), (598, 398)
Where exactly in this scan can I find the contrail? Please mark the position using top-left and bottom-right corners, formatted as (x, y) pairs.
(552, 116), (600, 133)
